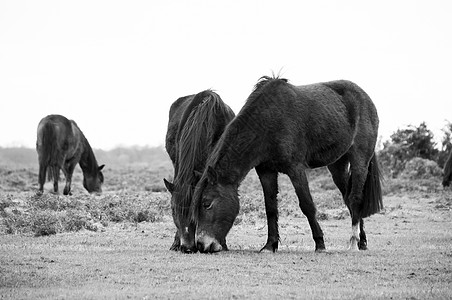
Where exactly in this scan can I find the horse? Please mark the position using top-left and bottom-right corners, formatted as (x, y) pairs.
(443, 151), (452, 187)
(191, 76), (383, 253)
(36, 114), (105, 195)
(164, 90), (235, 253)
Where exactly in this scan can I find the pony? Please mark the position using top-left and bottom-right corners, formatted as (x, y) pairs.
(443, 151), (452, 187)
(36, 114), (104, 195)
(191, 76), (383, 253)
(164, 90), (235, 253)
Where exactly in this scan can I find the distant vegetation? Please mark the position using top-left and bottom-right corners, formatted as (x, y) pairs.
(1, 121), (450, 180)
(378, 121), (451, 178)
(0, 145), (172, 168)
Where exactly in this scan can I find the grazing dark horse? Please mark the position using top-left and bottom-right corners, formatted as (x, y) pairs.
(36, 114), (105, 195)
(443, 151), (452, 187)
(164, 90), (235, 253)
(191, 76), (383, 253)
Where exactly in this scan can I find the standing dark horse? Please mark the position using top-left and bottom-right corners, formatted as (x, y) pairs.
(191, 76), (383, 253)
(443, 151), (452, 187)
(164, 90), (235, 253)
(36, 114), (105, 195)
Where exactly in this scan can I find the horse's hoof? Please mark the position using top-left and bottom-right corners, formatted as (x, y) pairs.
(348, 237), (360, 251)
(259, 242), (278, 253)
(358, 242), (368, 251)
(315, 247), (327, 253)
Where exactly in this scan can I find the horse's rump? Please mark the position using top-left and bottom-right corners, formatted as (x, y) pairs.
(37, 116), (73, 181)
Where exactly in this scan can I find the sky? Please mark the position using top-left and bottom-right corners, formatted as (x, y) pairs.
(0, 0), (451, 150)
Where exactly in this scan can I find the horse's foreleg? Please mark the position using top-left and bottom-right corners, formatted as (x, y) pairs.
(288, 165), (325, 252)
(63, 174), (73, 196)
(256, 166), (279, 252)
(169, 231), (181, 251)
(63, 161), (76, 196)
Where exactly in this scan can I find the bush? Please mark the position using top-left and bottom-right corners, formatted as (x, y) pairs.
(401, 158), (443, 180)
(379, 122), (439, 177)
(31, 210), (62, 236)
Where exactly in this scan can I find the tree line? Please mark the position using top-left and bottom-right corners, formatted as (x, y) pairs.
(378, 121), (451, 178)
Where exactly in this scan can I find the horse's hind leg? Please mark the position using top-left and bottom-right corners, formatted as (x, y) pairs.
(37, 162), (47, 195)
(256, 165), (279, 252)
(51, 166), (60, 193)
(328, 156), (367, 250)
(327, 155), (350, 198)
(287, 165), (325, 252)
(358, 219), (367, 250)
(346, 154), (370, 251)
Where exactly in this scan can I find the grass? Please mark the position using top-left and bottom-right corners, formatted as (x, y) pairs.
(0, 159), (451, 299)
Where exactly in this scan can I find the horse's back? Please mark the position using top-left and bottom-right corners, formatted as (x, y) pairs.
(246, 79), (378, 169)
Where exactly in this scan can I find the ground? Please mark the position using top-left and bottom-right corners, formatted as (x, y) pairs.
(0, 160), (451, 299)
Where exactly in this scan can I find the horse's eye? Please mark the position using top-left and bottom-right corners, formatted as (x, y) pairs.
(203, 201), (213, 210)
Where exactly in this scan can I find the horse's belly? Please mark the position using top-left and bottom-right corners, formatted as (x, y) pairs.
(306, 141), (351, 168)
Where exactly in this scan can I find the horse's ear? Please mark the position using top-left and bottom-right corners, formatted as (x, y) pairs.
(163, 178), (174, 193)
(193, 170), (203, 181)
(98, 164), (105, 171)
(207, 166), (218, 185)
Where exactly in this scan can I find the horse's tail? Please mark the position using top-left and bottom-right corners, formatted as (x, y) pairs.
(37, 121), (60, 182)
(360, 153), (383, 218)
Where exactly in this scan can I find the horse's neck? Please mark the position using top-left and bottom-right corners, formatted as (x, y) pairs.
(214, 124), (265, 185)
(79, 137), (98, 175)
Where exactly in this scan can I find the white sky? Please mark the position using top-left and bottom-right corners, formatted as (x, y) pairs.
(0, 0), (451, 150)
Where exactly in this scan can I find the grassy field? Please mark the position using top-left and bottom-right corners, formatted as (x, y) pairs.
(0, 148), (451, 299)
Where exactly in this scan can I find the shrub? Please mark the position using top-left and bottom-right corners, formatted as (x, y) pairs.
(401, 157), (443, 180)
(31, 210), (63, 236)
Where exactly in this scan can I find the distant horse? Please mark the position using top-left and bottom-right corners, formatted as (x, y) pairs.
(191, 76), (383, 253)
(36, 114), (105, 195)
(443, 151), (452, 187)
(164, 90), (235, 253)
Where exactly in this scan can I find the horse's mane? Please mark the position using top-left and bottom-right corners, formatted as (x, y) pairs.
(248, 75), (288, 105)
(190, 75), (288, 222)
(174, 90), (229, 216)
(74, 122), (99, 174)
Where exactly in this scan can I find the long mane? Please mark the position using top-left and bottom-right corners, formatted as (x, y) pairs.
(174, 90), (233, 217)
(73, 122), (100, 175)
(190, 75), (288, 221)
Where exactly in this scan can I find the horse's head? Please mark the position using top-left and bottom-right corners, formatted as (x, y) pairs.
(193, 166), (239, 253)
(164, 178), (197, 253)
(83, 164), (105, 194)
